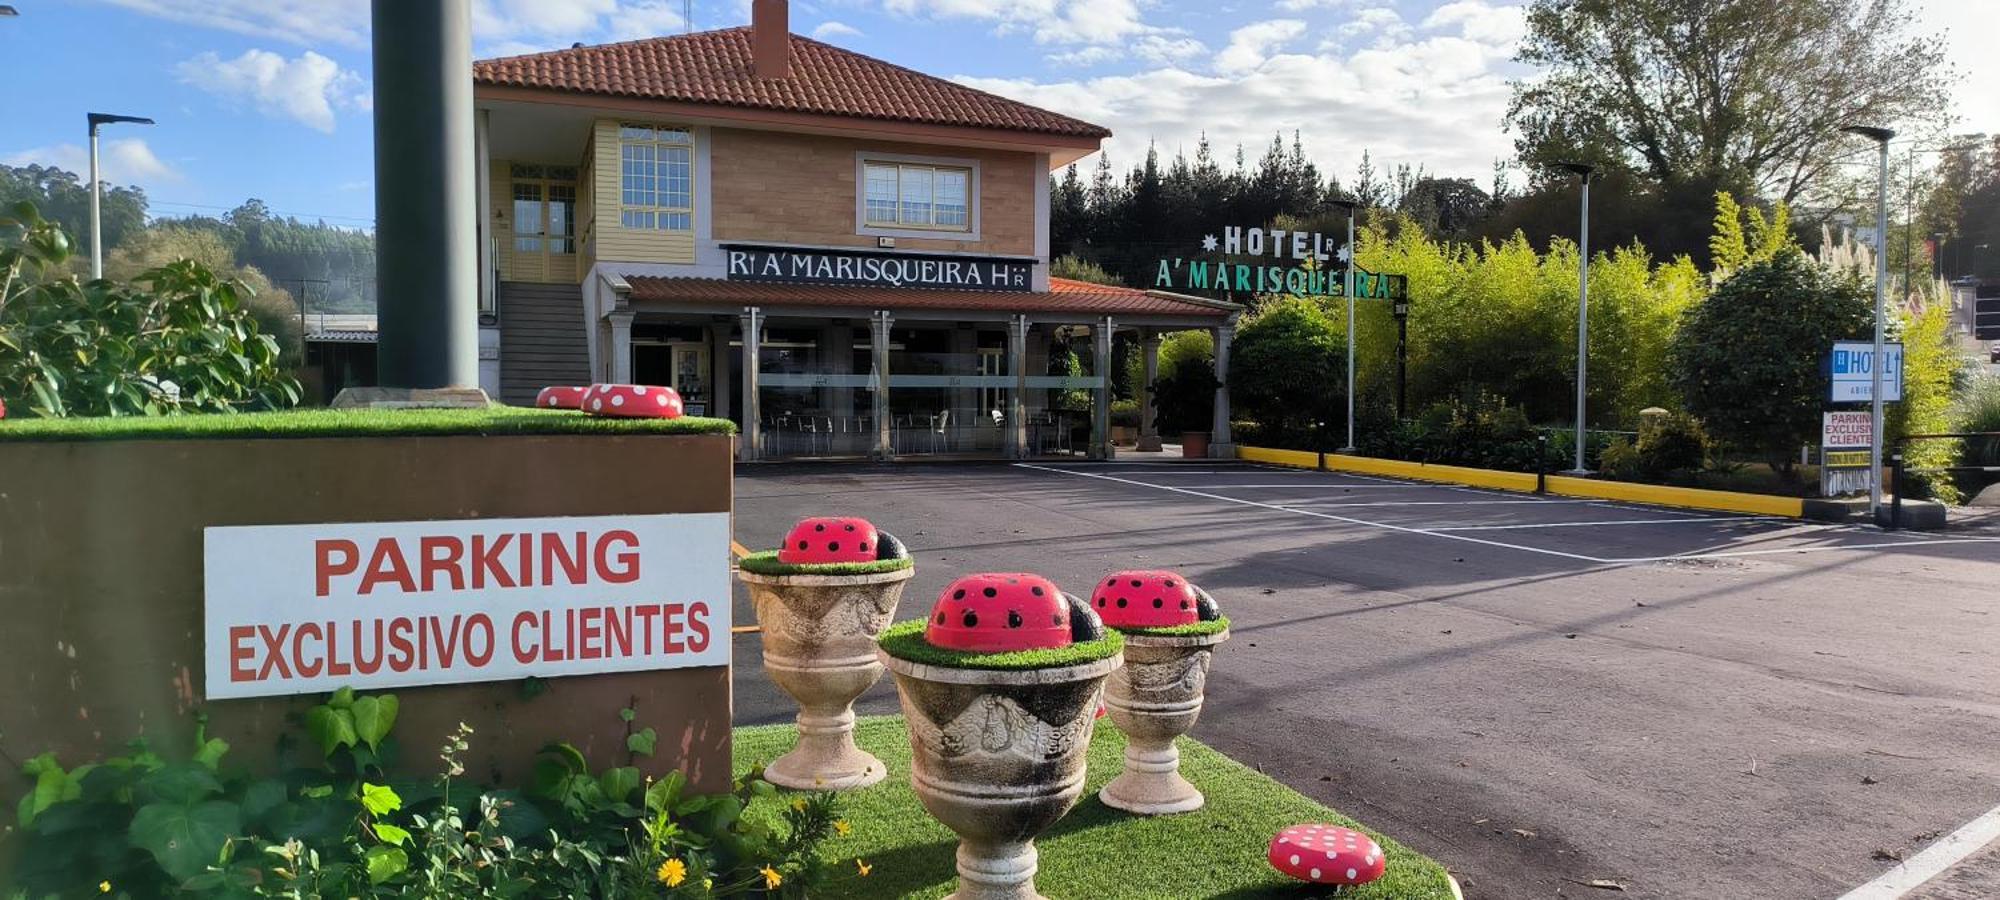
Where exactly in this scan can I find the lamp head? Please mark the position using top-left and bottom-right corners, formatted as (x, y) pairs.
(1552, 161), (1597, 179)
(1841, 125), (1895, 143)
(87, 113), (156, 131)
(0, 6), (18, 16)
(1326, 198), (1361, 213)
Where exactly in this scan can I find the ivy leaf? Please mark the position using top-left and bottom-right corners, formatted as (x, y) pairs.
(373, 823), (412, 847)
(618, 707), (637, 723)
(626, 727), (658, 758)
(645, 770), (686, 814)
(350, 694), (399, 751)
(193, 737), (230, 772)
(139, 763), (223, 805)
(128, 800), (241, 882)
(598, 766), (642, 804)
(364, 845), (409, 885)
(360, 782), (403, 818)
(328, 687), (356, 710)
(304, 705), (358, 758)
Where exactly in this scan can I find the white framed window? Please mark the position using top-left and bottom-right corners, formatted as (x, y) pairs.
(618, 123), (693, 232)
(863, 161), (973, 232)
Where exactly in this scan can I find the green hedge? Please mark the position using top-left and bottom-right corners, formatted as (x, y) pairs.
(736, 551), (913, 577)
(1115, 616), (1230, 638)
(0, 407), (738, 442)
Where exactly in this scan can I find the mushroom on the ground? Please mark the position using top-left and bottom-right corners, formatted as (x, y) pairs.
(1266, 825), (1386, 886)
(924, 573), (1076, 653)
(534, 385), (589, 409)
(580, 384), (683, 419)
(777, 516), (888, 565)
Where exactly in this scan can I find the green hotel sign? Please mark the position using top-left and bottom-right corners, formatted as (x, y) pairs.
(1152, 226), (1408, 302)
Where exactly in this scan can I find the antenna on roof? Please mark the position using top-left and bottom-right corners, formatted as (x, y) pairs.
(684, 0), (692, 33)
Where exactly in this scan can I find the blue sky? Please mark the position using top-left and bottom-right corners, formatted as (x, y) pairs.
(1, 0), (1993, 230)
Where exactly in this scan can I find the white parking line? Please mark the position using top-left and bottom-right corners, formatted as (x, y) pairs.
(1432, 515), (1778, 531)
(1014, 463), (2000, 565)
(1276, 499), (1603, 507)
(1837, 802), (2000, 900)
(1172, 483), (1448, 489)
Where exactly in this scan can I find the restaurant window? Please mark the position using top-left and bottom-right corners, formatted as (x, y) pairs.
(619, 124), (693, 232)
(863, 162), (971, 231)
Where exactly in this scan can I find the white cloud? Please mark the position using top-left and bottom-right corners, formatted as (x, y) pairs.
(2, 139), (181, 188)
(1421, 0), (1527, 49)
(98, 0), (370, 48)
(1916, 0), (2000, 133)
(1050, 34), (1206, 67)
(880, 0), (1156, 45)
(812, 20), (864, 40)
(99, 0), (693, 53)
(1276, 0), (1358, 10)
(1216, 20), (1305, 75)
(176, 49), (369, 133)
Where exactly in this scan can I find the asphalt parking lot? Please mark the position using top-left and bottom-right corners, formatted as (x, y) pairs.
(731, 460), (2000, 899)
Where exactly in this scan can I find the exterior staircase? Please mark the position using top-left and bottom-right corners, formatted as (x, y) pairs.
(497, 281), (592, 407)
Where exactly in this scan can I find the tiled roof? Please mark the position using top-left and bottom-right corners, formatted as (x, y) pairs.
(474, 28), (1110, 139)
(624, 276), (1236, 318)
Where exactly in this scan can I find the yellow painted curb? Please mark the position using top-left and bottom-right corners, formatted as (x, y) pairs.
(730, 540), (751, 559)
(1235, 445), (1802, 518)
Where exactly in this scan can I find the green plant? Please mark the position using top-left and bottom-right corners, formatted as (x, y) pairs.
(1151, 355), (1217, 436)
(875, 619), (1124, 670)
(1669, 249), (1872, 475)
(0, 201), (303, 417)
(1952, 375), (2000, 498)
(1599, 437), (1643, 481)
(8, 688), (845, 899)
(1108, 398), (1141, 429)
(1634, 412), (1710, 479)
(736, 551), (914, 577)
(1229, 297), (1344, 446)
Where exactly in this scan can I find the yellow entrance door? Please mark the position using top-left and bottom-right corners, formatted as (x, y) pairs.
(503, 164), (578, 283)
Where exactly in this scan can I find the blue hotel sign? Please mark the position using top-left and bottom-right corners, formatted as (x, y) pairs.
(1152, 225), (1408, 301)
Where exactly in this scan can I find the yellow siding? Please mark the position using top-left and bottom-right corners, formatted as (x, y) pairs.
(491, 157), (517, 279)
(590, 119), (696, 265)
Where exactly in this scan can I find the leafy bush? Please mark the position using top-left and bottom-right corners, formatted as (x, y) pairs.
(1889, 300), (1966, 503)
(1230, 297), (1343, 445)
(1953, 375), (2000, 498)
(1152, 355), (1217, 436)
(1635, 412), (1710, 478)
(9, 688), (851, 898)
(1355, 392), (1577, 472)
(0, 202), (302, 417)
(1109, 398), (1141, 428)
(1668, 249), (1871, 475)
(1599, 437), (1643, 480)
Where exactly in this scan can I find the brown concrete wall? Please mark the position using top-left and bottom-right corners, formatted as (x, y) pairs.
(0, 434), (736, 813)
(709, 128), (1038, 256)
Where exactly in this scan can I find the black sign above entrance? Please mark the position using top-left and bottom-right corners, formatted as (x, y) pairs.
(723, 245), (1034, 292)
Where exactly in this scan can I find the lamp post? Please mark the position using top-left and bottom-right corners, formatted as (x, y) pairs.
(86, 112), (154, 279)
(1329, 197), (1360, 453)
(1842, 125), (1894, 522)
(1554, 162), (1596, 474)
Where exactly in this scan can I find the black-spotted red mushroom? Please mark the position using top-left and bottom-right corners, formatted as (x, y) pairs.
(1091, 570), (1222, 629)
(1267, 825), (1386, 887)
(535, 385), (589, 410)
(777, 516), (906, 565)
(924, 573), (1100, 653)
(581, 383), (683, 419)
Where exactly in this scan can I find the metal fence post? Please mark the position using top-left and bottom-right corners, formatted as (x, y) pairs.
(1889, 453), (1904, 531)
(1537, 433), (1549, 494)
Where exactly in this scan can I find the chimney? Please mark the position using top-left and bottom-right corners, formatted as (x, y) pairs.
(752, 0), (789, 79)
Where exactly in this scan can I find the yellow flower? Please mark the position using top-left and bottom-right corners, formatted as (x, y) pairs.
(790, 797), (807, 812)
(656, 858), (687, 887)
(761, 865), (783, 889)
(99, 883), (111, 894)
(855, 858), (873, 877)
(832, 819), (852, 837)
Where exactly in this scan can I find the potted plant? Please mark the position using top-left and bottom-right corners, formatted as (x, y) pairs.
(877, 573), (1123, 900)
(1086, 570), (1229, 814)
(1179, 430), (1211, 458)
(1110, 399), (1141, 447)
(738, 517), (915, 790)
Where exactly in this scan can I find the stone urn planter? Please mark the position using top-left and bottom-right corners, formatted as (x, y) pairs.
(738, 517), (914, 790)
(1087, 570), (1229, 815)
(877, 573), (1124, 900)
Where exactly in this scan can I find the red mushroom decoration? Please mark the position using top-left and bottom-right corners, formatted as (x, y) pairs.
(0, 396), (7, 419)
(1267, 825), (1386, 887)
(1090, 569), (1221, 629)
(778, 516), (883, 565)
(581, 383), (683, 419)
(924, 573), (1101, 653)
(535, 385), (589, 410)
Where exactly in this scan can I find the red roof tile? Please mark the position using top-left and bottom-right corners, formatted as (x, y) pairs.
(624, 276), (1236, 318)
(475, 28), (1111, 140)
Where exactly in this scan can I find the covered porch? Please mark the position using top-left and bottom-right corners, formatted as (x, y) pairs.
(584, 275), (1241, 460)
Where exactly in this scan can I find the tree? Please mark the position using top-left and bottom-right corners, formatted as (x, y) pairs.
(105, 226), (305, 367)
(1398, 177), (1492, 239)
(1668, 249), (1871, 473)
(0, 203), (301, 417)
(1507, 0), (1952, 203)
(0, 164), (148, 262)
(1229, 297), (1345, 442)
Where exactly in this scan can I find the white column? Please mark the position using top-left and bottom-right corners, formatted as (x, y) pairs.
(1211, 321), (1236, 458)
(608, 311), (634, 383)
(1138, 328), (1162, 452)
(1091, 316), (1115, 460)
(741, 307), (763, 462)
(1009, 314), (1029, 458)
(872, 311), (894, 460)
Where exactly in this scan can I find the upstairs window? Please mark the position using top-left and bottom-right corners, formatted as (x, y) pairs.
(863, 162), (971, 231)
(619, 124), (693, 231)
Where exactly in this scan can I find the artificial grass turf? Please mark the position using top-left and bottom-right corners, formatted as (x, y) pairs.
(875, 618), (1123, 670)
(1117, 615), (1232, 638)
(0, 406), (737, 442)
(735, 716), (1458, 899)
(736, 551), (914, 577)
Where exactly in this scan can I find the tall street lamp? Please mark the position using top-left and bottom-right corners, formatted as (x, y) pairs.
(1554, 161), (1596, 474)
(1842, 124), (1894, 522)
(1328, 197), (1360, 452)
(87, 112), (154, 279)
